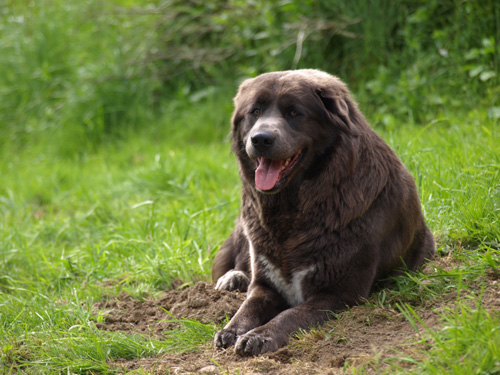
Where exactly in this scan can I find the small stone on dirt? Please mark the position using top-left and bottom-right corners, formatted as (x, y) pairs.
(198, 364), (219, 374)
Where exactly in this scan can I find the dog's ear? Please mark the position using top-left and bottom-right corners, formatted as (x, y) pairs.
(230, 106), (247, 156)
(231, 108), (244, 135)
(317, 89), (349, 117)
(315, 88), (359, 135)
(230, 79), (255, 138)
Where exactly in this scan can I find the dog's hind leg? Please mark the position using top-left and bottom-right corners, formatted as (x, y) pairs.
(403, 222), (436, 271)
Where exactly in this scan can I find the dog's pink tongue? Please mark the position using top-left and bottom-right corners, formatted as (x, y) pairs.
(255, 158), (282, 191)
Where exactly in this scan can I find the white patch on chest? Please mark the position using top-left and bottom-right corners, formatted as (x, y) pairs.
(258, 255), (314, 307)
(242, 225), (257, 284)
(242, 221), (313, 306)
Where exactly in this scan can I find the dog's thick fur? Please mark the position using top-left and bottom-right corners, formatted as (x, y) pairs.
(212, 70), (435, 356)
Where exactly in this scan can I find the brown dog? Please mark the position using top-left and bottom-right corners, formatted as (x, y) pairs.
(212, 69), (435, 356)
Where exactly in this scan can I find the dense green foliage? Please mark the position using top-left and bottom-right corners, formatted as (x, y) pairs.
(0, 0), (499, 373)
(1, 0), (498, 151)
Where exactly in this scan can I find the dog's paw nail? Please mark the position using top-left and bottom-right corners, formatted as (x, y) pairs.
(235, 333), (277, 356)
(214, 329), (237, 349)
(215, 270), (250, 292)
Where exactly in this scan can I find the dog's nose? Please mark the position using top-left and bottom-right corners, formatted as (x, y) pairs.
(251, 132), (274, 152)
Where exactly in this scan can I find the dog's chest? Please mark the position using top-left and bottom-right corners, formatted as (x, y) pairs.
(243, 216), (316, 306)
(255, 254), (314, 306)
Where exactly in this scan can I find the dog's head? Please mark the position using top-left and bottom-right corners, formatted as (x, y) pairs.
(231, 69), (362, 194)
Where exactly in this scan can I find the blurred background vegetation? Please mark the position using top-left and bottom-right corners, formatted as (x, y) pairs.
(0, 0), (498, 154)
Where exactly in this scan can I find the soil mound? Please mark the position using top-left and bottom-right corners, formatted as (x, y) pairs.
(94, 280), (439, 374)
(94, 282), (245, 337)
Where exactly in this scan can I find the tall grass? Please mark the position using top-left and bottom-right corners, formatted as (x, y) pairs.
(381, 112), (500, 247)
(0, 0), (161, 155)
(1, 0), (498, 153)
(393, 300), (500, 375)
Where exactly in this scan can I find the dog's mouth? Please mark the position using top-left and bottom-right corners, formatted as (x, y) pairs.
(254, 149), (303, 192)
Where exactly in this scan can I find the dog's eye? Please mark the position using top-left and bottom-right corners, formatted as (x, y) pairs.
(251, 108), (260, 116)
(289, 110), (299, 117)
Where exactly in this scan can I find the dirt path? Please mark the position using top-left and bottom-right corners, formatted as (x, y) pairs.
(94, 259), (500, 374)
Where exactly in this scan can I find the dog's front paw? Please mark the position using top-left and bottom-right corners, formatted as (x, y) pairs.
(214, 328), (238, 349)
(215, 270), (250, 292)
(234, 331), (280, 356)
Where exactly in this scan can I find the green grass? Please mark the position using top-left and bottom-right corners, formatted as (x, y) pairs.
(0, 134), (238, 294)
(388, 112), (500, 248)
(394, 299), (500, 375)
(0, 122), (237, 373)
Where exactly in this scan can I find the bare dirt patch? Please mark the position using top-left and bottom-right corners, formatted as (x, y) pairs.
(102, 298), (439, 375)
(94, 282), (245, 336)
(94, 258), (500, 374)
